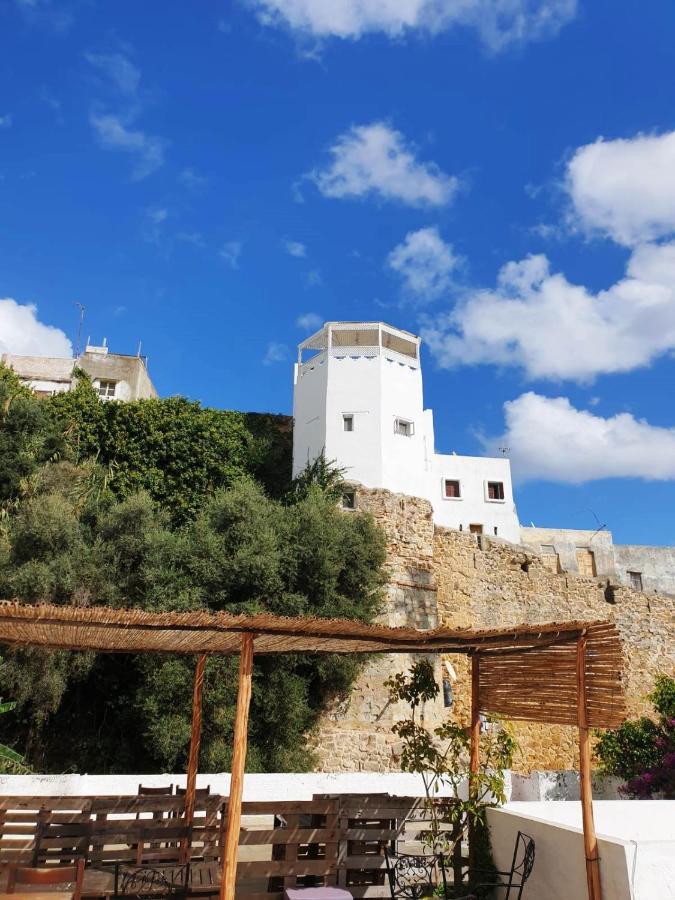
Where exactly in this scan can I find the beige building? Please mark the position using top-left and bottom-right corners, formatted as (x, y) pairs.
(2, 339), (157, 401)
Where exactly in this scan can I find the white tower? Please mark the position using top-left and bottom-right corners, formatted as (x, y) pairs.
(292, 320), (521, 544)
(292, 322), (432, 498)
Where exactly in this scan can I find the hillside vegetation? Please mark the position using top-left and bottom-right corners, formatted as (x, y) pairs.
(0, 366), (386, 773)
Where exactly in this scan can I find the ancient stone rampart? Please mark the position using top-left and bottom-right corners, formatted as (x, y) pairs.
(313, 487), (675, 772)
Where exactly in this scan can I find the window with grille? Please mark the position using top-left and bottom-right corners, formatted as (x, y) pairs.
(444, 479), (461, 499)
(487, 481), (505, 501)
(394, 418), (414, 436)
(628, 571), (643, 591)
(97, 380), (116, 399)
(343, 414), (354, 432)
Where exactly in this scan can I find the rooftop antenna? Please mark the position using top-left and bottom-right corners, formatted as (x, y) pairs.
(575, 507), (608, 542)
(74, 303), (85, 358)
(499, 446), (510, 456)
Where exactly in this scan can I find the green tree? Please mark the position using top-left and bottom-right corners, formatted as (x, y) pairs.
(0, 470), (387, 774)
(49, 380), (257, 525)
(0, 364), (65, 510)
(595, 674), (675, 798)
(386, 659), (516, 897)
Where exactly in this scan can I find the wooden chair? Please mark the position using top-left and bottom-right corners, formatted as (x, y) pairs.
(6, 860), (85, 900)
(137, 784), (174, 796)
(33, 813), (92, 867)
(175, 785), (210, 798)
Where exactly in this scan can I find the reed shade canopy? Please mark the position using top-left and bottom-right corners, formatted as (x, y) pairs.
(0, 602), (625, 900)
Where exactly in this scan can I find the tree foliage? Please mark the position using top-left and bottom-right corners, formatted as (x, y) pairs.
(0, 365), (387, 773)
(386, 659), (516, 898)
(595, 674), (675, 799)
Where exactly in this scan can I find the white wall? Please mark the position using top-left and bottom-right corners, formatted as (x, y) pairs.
(0, 771), (466, 800)
(488, 801), (675, 900)
(292, 323), (521, 542)
(292, 353), (328, 476)
(378, 354), (428, 499)
(430, 454), (520, 543)
(324, 354), (385, 491)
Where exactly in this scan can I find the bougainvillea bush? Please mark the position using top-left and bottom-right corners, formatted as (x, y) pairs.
(595, 674), (675, 799)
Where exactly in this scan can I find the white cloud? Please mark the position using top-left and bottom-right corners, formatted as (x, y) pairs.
(0, 298), (72, 357)
(220, 241), (243, 269)
(487, 392), (675, 483)
(263, 341), (289, 365)
(142, 207), (168, 244)
(387, 227), (458, 301)
(304, 268), (322, 288)
(85, 52), (141, 95)
(249, 0), (576, 51)
(423, 241), (675, 382)
(0, 114), (12, 128)
(90, 112), (166, 180)
(178, 167), (207, 189)
(296, 312), (323, 331)
(309, 122), (458, 208)
(284, 239), (306, 258)
(566, 130), (675, 246)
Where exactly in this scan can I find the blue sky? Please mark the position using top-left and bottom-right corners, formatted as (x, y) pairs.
(2, 0), (675, 544)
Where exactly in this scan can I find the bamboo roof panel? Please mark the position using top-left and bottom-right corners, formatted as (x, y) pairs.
(0, 602), (625, 727)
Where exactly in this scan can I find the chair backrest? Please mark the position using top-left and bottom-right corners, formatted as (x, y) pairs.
(7, 860), (85, 900)
(33, 813), (92, 867)
(133, 822), (193, 865)
(508, 831), (535, 899)
(138, 784), (174, 795)
(175, 785), (210, 798)
(384, 848), (448, 899)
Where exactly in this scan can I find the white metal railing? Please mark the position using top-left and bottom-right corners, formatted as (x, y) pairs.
(297, 344), (420, 377)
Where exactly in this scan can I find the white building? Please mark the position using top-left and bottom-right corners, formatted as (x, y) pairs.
(2, 339), (157, 402)
(292, 321), (521, 543)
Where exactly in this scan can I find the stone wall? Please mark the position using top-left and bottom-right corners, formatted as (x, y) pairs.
(313, 490), (445, 772)
(434, 526), (674, 770)
(313, 487), (675, 773)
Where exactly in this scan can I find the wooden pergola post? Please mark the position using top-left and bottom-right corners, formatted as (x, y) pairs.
(184, 653), (207, 834)
(220, 633), (255, 900)
(577, 634), (602, 900)
(468, 653), (480, 872)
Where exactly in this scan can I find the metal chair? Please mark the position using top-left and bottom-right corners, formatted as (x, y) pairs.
(383, 848), (475, 899)
(470, 831), (535, 899)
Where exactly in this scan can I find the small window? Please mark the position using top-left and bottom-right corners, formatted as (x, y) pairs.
(469, 524), (483, 535)
(540, 545), (561, 574)
(341, 490), (356, 510)
(576, 548), (597, 578)
(444, 479), (461, 499)
(628, 571), (643, 591)
(487, 481), (505, 501)
(493, 527), (498, 536)
(343, 414), (354, 432)
(394, 418), (414, 436)
(97, 380), (116, 399)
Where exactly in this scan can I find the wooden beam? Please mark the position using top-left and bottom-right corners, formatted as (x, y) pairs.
(468, 653), (480, 872)
(184, 653), (207, 835)
(577, 634), (602, 900)
(220, 633), (255, 900)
